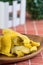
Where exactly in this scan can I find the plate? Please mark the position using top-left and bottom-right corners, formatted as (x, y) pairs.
(0, 34), (43, 64)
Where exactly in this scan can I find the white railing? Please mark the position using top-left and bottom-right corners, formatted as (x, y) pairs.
(0, 0), (26, 29)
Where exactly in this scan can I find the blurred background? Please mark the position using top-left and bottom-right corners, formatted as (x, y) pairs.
(1, 0), (43, 20)
(9, 0), (43, 20)
(26, 0), (43, 20)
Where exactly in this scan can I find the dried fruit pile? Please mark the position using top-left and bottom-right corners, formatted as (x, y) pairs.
(0, 29), (40, 57)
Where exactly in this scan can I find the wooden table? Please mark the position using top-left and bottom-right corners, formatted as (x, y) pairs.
(0, 20), (43, 65)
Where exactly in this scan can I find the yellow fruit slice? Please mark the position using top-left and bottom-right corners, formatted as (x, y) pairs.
(2, 29), (22, 39)
(30, 40), (40, 47)
(1, 34), (11, 54)
(30, 46), (37, 53)
(15, 50), (24, 57)
(21, 35), (30, 43)
(24, 43), (32, 49)
(0, 36), (2, 51)
(11, 46), (30, 55)
(21, 46), (30, 54)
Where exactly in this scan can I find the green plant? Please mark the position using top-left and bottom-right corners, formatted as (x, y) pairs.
(26, 0), (43, 19)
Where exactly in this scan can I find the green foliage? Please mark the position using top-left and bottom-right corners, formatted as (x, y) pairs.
(26, 0), (43, 19)
(0, 0), (12, 4)
(0, 0), (21, 5)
